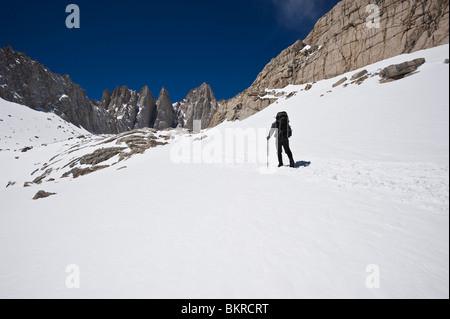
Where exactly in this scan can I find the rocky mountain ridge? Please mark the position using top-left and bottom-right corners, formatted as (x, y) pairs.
(2, 0), (448, 132)
(0, 46), (115, 134)
(0, 46), (219, 134)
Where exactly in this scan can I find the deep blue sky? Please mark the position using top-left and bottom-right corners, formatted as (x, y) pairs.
(0, 0), (340, 102)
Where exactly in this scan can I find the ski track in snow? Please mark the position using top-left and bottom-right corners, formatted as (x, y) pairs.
(287, 160), (447, 212)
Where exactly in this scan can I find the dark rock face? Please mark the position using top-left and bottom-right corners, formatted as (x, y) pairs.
(99, 85), (157, 133)
(154, 88), (175, 130)
(176, 82), (219, 130)
(98, 84), (221, 132)
(101, 86), (135, 132)
(0, 46), (114, 134)
(136, 85), (158, 129)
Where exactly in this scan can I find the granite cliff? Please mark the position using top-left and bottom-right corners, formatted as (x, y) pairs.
(210, 0), (449, 126)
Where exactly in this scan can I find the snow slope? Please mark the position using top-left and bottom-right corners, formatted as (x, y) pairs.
(0, 98), (89, 150)
(0, 45), (448, 299)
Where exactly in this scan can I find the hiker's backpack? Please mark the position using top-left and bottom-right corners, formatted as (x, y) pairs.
(276, 112), (293, 139)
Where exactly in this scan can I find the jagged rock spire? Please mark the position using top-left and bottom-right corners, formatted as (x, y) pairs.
(176, 82), (218, 130)
(154, 87), (175, 130)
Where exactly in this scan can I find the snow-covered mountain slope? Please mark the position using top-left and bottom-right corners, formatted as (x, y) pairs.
(0, 45), (448, 299)
(0, 98), (89, 150)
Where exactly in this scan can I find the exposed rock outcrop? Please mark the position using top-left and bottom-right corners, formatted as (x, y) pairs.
(62, 165), (110, 179)
(32, 168), (53, 185)
(175, 82), (219, 130)
(37, 129), (170, 181)
(33, 190), (56, 200)
(210, 0), (449, 126)
(79, 147), (126, 166)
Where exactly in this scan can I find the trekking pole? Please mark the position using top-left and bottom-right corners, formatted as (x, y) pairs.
(267, 138), (269, 169)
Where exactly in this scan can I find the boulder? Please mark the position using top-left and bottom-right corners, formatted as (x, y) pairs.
(33, 190), (56, 200)
(6, 181), (16, 188)
(351, 70), (368, 81)
(353, 75), (369, 85)
(379, 58), (426, 80)
(332, 77), (348, 88)
(20, 146), (33, 153)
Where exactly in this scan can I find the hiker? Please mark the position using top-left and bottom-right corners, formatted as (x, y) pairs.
(267, 112), (295, 168)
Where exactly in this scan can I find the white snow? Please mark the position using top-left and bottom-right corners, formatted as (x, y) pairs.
(300, 45), (311, 52)
(0, 98), (89, 150)
(0, 45), (448, 299)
